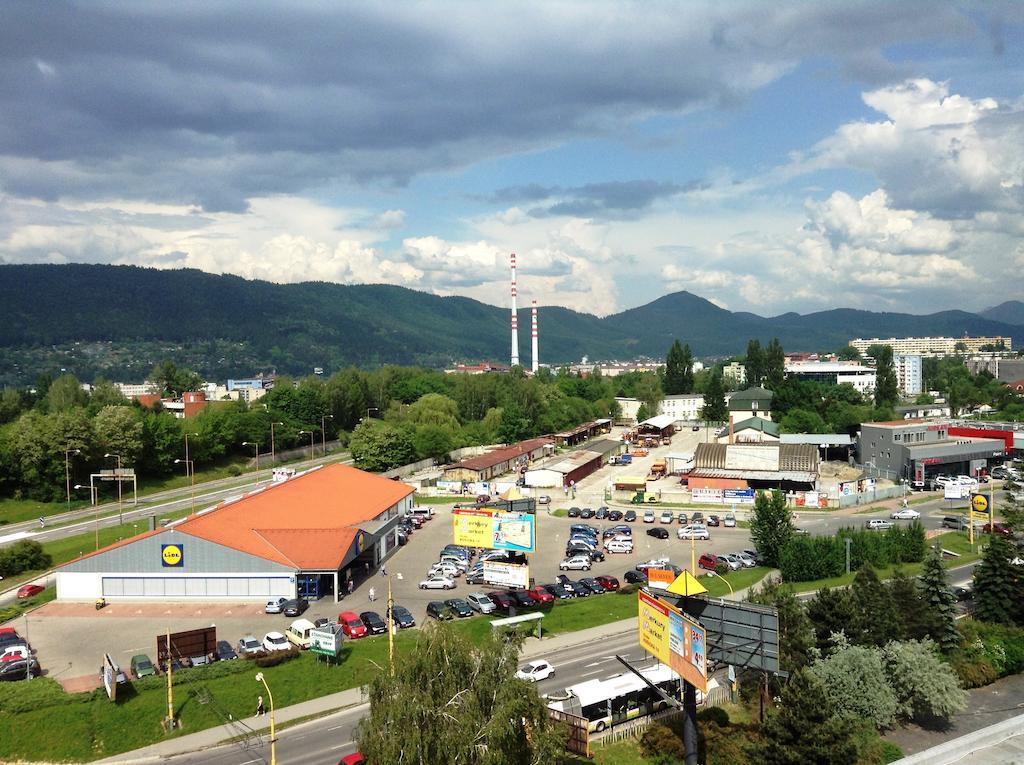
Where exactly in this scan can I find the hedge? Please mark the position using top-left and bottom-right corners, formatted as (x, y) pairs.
(779, 522), (926, 582)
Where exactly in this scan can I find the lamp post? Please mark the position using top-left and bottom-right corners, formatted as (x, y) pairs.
(320, 414), (333, 457)
(297, 430), (315, 462)
(104, 453), (123, 525)
(74, 484), (100, 550)
(174, 459), (195, 514)
(270, 422), (284, 465)
(365, 407), (379, 420)
(63, 448), (81, 512)
(707, 569), (734, 596)
(255, 672), (277, 765)
(242, 441), (260, 483)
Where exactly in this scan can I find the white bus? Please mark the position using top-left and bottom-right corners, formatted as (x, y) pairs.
(546, 663), (681, 732)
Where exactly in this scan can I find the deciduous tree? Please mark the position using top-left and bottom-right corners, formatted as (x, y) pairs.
(811, 634), (898, 728)
(749, 489), (793, 568)
(882, 639), (967, 724)
(700, 371), (727, 422)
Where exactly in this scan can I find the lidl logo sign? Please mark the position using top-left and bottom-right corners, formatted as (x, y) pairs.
(971, 493), (990, 515)
(161, 544), (184, 567)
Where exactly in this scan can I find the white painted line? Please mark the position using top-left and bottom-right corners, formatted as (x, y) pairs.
(327, 724), (347, 731)
(0, 532), (32, 544)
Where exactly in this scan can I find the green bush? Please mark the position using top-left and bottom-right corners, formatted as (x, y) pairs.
(617, 583), (637, 595)
(955, 620), (1024, 681)
(950, 656), (998, 688)
(226, 464), (242, 477)
(715, 563), (729, 576)
(254, 648), (300, 668)
(781, 523), (927, 583)
(698, 706), (730, 727)
(0, 539), (52, 577)
(639, 722), (685, 764)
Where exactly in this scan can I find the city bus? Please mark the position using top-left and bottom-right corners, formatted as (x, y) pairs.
(546, 663), (682, 732)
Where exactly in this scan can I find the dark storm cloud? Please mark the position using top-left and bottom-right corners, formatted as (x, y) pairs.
(0, 1), (988, 211)
(491, 179), (701, 218)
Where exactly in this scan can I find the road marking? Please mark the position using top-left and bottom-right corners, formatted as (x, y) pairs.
(328, 723), (347, 731)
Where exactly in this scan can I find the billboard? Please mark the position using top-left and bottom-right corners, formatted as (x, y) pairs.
(157, 626), (217, 667)
(453, 507), (536, 552)
(679, 596), (780, 673)
(970, 492), (992, 521)
(102, 653), (120, 701)
(638, 590), (707, 692)
(944, 483), (968, 501)
(723, 489), (755, 505)
(482, 561), (530, 589)
(309, 624), (344, 657)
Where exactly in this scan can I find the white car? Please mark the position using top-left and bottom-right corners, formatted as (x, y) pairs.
(516, 659), (555, 682)
(865, 518), (894, 531)
(643, 510), (656, 523)
(660, 511), (674, 524)
(264, 597), (288, 614)
(262, 632), (290, 652)
(419, 576), (456, 590)
(723, 514), (737, 527)
(466, 592), (497, 614)
(429, 563), (462, 579)
(734, 552), (757, 568)
(237, 635), (262, 655)
(606, 539), (635, 554)
(677, 524), (710, 540)
(890, 508), (921, 520)
(559, 555), (592, 571)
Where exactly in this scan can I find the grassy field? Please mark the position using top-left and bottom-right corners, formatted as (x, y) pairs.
(701, 566), (771, 597)
(0, 585), (56, 623)
(786, 532), (983, 594)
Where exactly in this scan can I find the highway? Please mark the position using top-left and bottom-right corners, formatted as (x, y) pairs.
(163, 630), (645, 765)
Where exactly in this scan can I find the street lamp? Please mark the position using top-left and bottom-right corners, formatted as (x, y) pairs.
(104, 453), (123, 525)
(63, 448), (81, 512)
(74, 484), (100, 551)
(297, 430), (315, 462)
(255, 672), (277, 765)
(365, 407), (380, 419)
(320, 414), (333, 457)
(270, 422), (284, 465)
(174, 459), (195, 515)
(242, 441), (260, 483)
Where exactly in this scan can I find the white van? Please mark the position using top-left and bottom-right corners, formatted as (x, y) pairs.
(285, 618), (317, 649)
(606, 538), (634, 554)
(409, 507), (434, 520)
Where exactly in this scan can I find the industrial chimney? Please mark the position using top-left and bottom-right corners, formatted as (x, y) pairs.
(531, 299), (539, 374)
(510, 253), (520, 367)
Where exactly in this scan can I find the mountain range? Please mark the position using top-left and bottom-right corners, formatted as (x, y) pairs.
(0, 264), (1019, 384)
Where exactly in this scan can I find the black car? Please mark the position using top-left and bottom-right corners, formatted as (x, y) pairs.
(542, 583), (572, 600)
(677, 512), (688, 525)
(570, 523), (600, 536)
(595, 507), (608, 519)
(0, 632), (25, 651)
(706, 515), (720, 527)
(216, 640), (238, 661)
(566, 544), (605, 562)
(570, 580), (591, 597)
(360, 611), (388, 634)
(0, 658), (40, 681)
(426, 601), (454, 620)
(953, 586), (973, 602)
(567, 507), (581, 518)
(607, 510), (624, 522)
(508, 590), (538, 608)
(282, 599), (308, 617)
(690, 512), (704, 524)
(396, 530), (409, 546)
(313, 617), (332, 628)
(647, 527), (670, 539)
(444, 598), (474, 618)
(623, 570), (647, 585)
(389, 604), (416, 628)
(624, 510), (637, 522)
(579, 508), (595, 519)
(578, 577), (605, 595)
(555, 575), (580, 596)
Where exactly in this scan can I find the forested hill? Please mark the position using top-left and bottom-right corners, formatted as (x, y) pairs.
(0, 264), (1019, 383)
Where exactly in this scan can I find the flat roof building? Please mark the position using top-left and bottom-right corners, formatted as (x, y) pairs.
(442, 438), (554, 483)
(858, 420), (1010, 482)
(851, 336), (1013, 357)
(785, 361), (876, 394)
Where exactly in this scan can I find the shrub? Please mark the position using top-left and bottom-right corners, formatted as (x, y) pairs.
(698, 706), (730, 727)
(254, 648), (300, 668)
(617, 583), (637, 595)
(639, 723), (685, 764)
(0, 539), (52, 577)
(882, 640), (967, 723)
(950, 656), (998, 688)
(226, 464), (242, 477)
(715, 563), (729, 576)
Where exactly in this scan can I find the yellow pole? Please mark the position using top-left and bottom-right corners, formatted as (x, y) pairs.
(387, 576), (395, 673)
(166, 628), (174, 728)
(690, 535), (696, 577)
(257, 673), (277, 765)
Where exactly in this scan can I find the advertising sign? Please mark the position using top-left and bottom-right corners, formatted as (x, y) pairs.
(309, 624), (344, 657)
(453, 507), (536, 552)
(646, 568), (676, 590)
(160, 543), (184, 567)
(970, 492), (992, 520)
(638, 590), (707, 692)
(723, 489), (755, 505)
(102, 653), (119, 701)
(482, 561), (530, 589)
(690, 487), (723, 504)
(157, 626), (217, 666)
(944, 483), (968, 501)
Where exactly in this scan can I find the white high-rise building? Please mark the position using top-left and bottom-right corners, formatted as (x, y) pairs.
(895, 354), (923, 395)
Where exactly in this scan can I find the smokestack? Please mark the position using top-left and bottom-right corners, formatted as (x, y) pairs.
(510, 253), (520, 367)
(531, 299), (539, 374)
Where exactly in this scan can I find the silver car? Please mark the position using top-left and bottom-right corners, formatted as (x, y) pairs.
(466, 591), (497, 614)
(559, 555), (592, 571)
(734, 552), (756, 568)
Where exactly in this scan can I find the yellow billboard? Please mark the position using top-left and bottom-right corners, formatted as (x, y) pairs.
(452, 507), (536, 552)
(638, 590), (707, 692)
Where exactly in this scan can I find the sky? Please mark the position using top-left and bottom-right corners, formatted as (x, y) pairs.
(1, 1), (1023, 318)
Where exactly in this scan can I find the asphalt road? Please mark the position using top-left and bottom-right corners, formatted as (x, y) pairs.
(163, 631), (646, 765)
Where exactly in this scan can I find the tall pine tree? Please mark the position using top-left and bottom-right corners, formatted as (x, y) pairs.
(746, 339), (764, 387)
(873, 344), (899, 409)
(918, 544), (961, 652)
(664, 340), (686, 395)
(764, 338), (785, 391)
(973, 535), (1024, 626)
(701, 370), (728, 423)
(850, 565), (900, 647)
(680, 343), (695, 393)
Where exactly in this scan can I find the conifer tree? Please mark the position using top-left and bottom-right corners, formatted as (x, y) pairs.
(973, 535), (1023, 626)
(917, 544), (960, 652)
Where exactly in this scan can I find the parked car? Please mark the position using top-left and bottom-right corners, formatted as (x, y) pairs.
(698, 553), (719, 571)
(742, 548), (762, 565)
(312, 617), (333, 629)
(516, 659), (555, 682)
(264, 597), (288, 614)
(595, 575), (620, 591)
(508, 590), (538, 608)
(676, 512), (689, 525)
(537, 495), (552, 505)
(890, 508), (921, 520)
(282, 598), (308, 617)
(578, 577), (605, 595)
(717, 555), (741, 571)
(488, 590), (515, 611)
(606, 538), (634, 554)
(16, 584), (45, 599)
(706, 515), (720, 527)
(568, 545), (606, 562)
(444, 598), (474, 618)
(0, 658), (40, 680)
(559, 555), (592, 571)
(983, 522), (1014, 537)
(462, 592), (494, 614)
(570, 523), (600, 536)
(659, 511), (674, 524)
(429, 562), (463, 579)
(735, 552), (757, 568)
(131, 654), (157, 679)
(579, 507), (595, 519)
(263, 632), (291, 652)
(419, 576), (456, 590)
(360, 611), (388, 634)
(677, 524), (709, 540)
(237, 635), (262, 655)
(953, 585), (973, 602)
(647, 527), (669, 540)
(339, 754), (366, 765)
(389, 604), (416, 629)
(723, 513), (736, 527)
(426, 601), (454, 620)
(865, 519), (894, 531)
(607, 510), (624, 522)
(623, 570), (647, 585)
(542, 583), (573, 600)
(216, 641), (238, 661)
(567, 535), (598, 549)
(0, 644), (30, 662)
(338, 611), (368, 639)
(567, 507), (581, 517)
(526, 586), (555, 605)
(690, 512), (704, 524)
(569, 580), (591, 597)
(624, 510), (638, 522)
(643, 510), (656, 523)
(595, 507), (608, 520)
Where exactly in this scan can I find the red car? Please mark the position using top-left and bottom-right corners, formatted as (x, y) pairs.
(16, 584), (45, 599)
(338, 611), (367, 639)
(698, 553), (718, 571)
(595, 575), (620, 591)
(983, 523), (1014, 537)
(525, 586), (554, 605)
(339, 754), (365, 765)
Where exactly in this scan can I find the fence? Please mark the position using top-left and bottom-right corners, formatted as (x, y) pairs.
(837, 485), (905, 508)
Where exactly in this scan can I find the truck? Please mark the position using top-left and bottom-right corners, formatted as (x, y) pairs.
(649, 458), (667, 478)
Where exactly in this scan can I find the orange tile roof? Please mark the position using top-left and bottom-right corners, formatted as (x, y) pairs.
(173, 463), (414, 569)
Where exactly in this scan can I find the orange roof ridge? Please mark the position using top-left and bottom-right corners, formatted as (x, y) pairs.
(251, 528), (302, 568)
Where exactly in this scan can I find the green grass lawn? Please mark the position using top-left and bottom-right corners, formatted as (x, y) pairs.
(0, 586), (56, 622)
(701, 567), (771, 597)
(591, 739), (650, 765)
(412, 495), (462, 505)
(786, 532), (983, 594)
(551, 508), (569, 517)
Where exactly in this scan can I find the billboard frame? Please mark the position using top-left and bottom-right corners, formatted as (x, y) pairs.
(453, 507), (536, 553)
(677, 596), (779, 673)
(638, 589), (708, 693)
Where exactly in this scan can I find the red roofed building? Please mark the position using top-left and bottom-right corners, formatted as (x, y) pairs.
(56, 463), (414, 603)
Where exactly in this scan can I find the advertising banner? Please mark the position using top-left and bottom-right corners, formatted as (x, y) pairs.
(309, 624), (344, 657)
(970, 492), (992, 521)
(944, 483), (968, 501)
(690, 488), (723, 504)
(723, 489), (755, 505)
(482, 561), (530, 589)
(453, 507), (536, 552)
(638, 590), (708, 692)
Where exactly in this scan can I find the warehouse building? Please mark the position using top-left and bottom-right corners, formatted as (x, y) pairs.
(441, 438), (554, 483)
(56, 464), (414, 603)
(687, 442), (818, 494)
(858, 421), (1011, 482)
(524, 449), (604, 488)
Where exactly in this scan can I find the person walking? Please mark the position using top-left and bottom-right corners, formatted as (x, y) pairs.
(380, 564), (387, 577)
(256, 695), (265, 717)
(347, 579), (354, 596)
(368, 587), (376, 602)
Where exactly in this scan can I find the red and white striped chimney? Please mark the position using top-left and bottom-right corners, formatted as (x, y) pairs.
(531, 299), (539, 374)
(510, 253), (520, 367)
